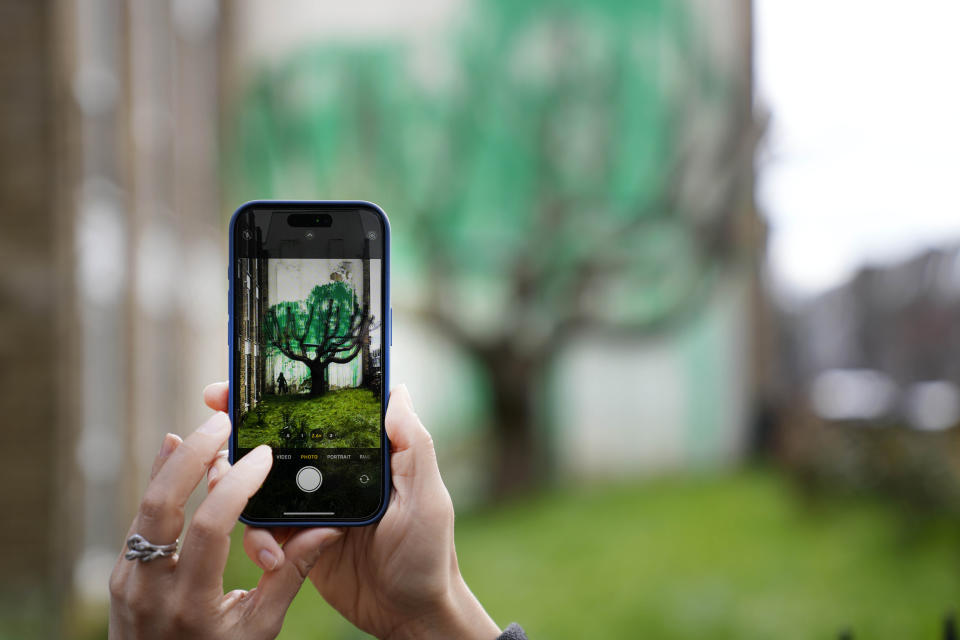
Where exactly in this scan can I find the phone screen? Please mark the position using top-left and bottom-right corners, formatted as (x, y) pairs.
(231, 203), (388, 523)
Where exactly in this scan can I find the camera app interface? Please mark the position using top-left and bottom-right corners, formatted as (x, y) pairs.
(234, 209), (384, 520)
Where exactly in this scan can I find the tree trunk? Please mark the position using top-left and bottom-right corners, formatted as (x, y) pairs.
(485, 353), (545, 498)
(308, 361), (328, 396)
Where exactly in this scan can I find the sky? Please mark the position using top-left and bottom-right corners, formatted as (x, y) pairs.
(754, 0), (960, 299)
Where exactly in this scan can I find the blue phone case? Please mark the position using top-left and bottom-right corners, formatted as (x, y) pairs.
(227, 200), (391, 527)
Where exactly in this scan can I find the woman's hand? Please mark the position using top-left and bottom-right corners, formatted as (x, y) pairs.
(203, 383), (502, 640)
(108, 411), (340, 639)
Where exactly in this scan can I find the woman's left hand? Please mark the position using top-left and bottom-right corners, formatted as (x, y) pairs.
(108, 408), (339, 639)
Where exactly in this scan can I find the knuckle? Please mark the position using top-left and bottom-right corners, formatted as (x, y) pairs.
(432, 494), (456, 525)
(172, 438), (205, 465)
(167, 589), (205, 632)
(293, 550), (320, 581)
(402, 409), (424, 431)
(139, 490), (175, 523)
(414, 421), (436, 452)
(421, 429), (435, 450)
(108, 568), (126, 601)
(169, 605), (199, 633)
(124, 585), (155, 617)
(188, 512), (223, 543)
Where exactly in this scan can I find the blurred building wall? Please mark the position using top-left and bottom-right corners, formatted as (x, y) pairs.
(75, 0), (229, 629)
(0, 2), (78, 636)
(773, 247), (960, 511)
(555, 274), (753, 477)
(0, 1), (228, 637)
(791, 247), (960, 387)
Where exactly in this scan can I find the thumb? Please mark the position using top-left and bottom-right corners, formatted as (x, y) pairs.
(385, 384), (426, 450)
(386, 385), (442, 491)
(249, 527), (343, 627)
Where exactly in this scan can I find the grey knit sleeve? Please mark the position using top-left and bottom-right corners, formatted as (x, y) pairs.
(496, 623), (527, 639)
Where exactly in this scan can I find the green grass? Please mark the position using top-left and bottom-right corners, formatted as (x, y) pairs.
(239, 389), (380, 449)
(222, 469), (960, 639)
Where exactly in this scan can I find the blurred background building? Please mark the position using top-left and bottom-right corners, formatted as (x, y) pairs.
(1, 0), (226, 635)
(2, 0), (959, 638)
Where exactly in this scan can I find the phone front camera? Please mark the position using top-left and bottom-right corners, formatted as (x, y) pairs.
(366, 231), (377, 240)
(241, 230), (253, 240)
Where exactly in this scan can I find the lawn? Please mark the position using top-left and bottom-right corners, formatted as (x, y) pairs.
(238, 389), (380, 449)
(222, 469), (960, 639)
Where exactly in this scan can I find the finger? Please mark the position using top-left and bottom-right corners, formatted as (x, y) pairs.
(150, 433), (182, 483)
(221, 588), (249, 610)
(270, 527), (296, 546)
(112, 433), (184, 588)
(203, 381), (229, 413)
(134, 412), (231, 547)
(243, 526), (286, 572)
(176, 445), (273, 592)
(386, 385), (442, 491)
(247, 528), (343, 630)
(206, 450), (230, 491)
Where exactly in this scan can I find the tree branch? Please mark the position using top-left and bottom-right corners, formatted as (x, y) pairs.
(267, 309), (311, 365)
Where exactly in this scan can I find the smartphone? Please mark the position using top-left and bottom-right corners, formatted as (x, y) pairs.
(228, 201), (390, 526)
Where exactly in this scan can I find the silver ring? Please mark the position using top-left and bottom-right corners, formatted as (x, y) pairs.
(124, 533), (178, 562)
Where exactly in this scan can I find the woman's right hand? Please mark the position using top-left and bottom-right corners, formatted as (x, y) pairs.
(109, 412), (339, 639)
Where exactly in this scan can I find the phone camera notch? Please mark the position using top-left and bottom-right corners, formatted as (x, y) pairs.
(287, 213), (333, 227)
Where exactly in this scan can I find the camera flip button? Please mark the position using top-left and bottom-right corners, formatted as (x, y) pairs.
(295, 466), (322, 493)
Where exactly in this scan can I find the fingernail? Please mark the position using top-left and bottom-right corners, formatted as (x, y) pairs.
(159, 433), (177, 458)
(258, 548), (279, 571)
(203, 381), (228, 396)
(198, 411), (230, 435)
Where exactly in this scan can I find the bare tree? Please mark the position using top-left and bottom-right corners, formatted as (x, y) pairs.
(232, 0), (756, 494)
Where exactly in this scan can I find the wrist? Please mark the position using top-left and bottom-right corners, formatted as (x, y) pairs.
(386, 573), (502, 640)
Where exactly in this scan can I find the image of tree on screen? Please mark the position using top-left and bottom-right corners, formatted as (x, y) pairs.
(238, 259), (382, 450)
(264, 281), (370, 396)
